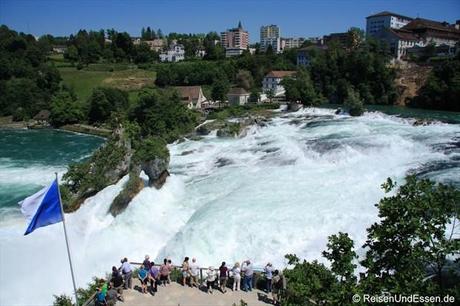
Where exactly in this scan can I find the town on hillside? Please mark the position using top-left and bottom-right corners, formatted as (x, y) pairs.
(51, 12), (460, 110)
(1, 10), (460, 130)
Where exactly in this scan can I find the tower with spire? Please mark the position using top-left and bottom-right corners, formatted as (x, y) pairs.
(220, 21), (249, 57)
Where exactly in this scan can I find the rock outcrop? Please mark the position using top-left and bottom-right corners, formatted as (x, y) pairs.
(141, 156), (170, 188)
(394, 62), (432, 105)
(107, 135), (170, 216)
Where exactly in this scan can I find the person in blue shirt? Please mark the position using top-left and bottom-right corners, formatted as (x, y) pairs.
(119, 258), (133, 289)
(138, 264), (149, 294)
(94, 286), (107, 306)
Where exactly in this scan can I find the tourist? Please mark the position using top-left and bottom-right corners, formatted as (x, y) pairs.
(271, 270), (282, 306)
(219, 262), (228, 293)
(167, 259), (173, 284)
(149, 261), (159, 293)
(106, 283), (118, 306)
(159, 258), (169, 286)
(138, 264), (149, 294)
(110, 267), (124, 302)
(264, 262), (273, 293)
(143, 255), (151, 269)
(231, 262), (241, 291)
(181, 257), (190, 286)
(94, 287), (107, 306)
(120, 258), (133, 289)
(242, 260), (254, 292)
(205, 266), (217, 294)
(189, 258), (200, 288)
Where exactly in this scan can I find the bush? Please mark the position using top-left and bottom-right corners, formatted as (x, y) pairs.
(344, 87), (364, 116)
(133, 136), (169, 163)
(52, 295), (73, 306)
(50, 90), (84, 126)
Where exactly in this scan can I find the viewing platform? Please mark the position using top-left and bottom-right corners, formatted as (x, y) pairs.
(123, 278), (271, 306)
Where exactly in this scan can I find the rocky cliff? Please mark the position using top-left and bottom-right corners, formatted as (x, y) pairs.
(394, 62), (432, 106)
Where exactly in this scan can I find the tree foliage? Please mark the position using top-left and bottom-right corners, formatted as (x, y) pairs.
(87, 87), (129, 124)
(361, 176), (460, 296)
(281, 70), (324, 106)
(0, 25), (61, 119)
(410, 58), (460, 111)
(132, 88), (199, 142)
(282, 176), (459, 305)
(50, 89), (85, 126)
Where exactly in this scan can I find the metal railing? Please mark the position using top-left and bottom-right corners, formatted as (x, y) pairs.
(81, 261), (268, 306)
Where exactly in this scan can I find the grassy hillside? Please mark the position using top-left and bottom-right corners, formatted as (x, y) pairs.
(58, 65), (156, 102)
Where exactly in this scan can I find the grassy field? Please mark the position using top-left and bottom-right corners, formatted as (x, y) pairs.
(58, 64), (156, 102)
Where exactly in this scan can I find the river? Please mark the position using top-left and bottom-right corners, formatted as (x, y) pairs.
(0, 107), (459, 305)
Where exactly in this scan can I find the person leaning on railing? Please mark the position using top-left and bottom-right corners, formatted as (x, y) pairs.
(110, 266), (124, 302)
(119, 257), (133, 289)
(189, 258), (200, 287)
(148, 261), (160, 293)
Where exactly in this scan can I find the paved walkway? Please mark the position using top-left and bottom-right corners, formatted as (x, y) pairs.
(123, 278), (273, 306)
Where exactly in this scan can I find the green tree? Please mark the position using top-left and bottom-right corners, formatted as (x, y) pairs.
(87, 87), (129, 124)
(211, 78), (230, 105)
(50, 90), (84, 126)
(361, 176), (460, 297)
(132, 88), (199, 142)
(281, 70), (322, 106)
(323, 232), (359, 304)
(64, 45), (79, 65)
(266, 88), (275, 103)
(283, 254), (338, 305)
(344, 86), (364, 116)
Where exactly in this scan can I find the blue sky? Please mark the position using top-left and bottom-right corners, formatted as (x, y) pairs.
(1, 0), (459, 42)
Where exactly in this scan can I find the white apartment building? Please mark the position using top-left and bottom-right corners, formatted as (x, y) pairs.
(260, 25), (281, 53)
(159, 43), (185, 62)
(280, 37), (305, 51)
(366, 11), (413, 36)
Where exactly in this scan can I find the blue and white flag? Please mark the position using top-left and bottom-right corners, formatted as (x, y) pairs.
(19, 179), (63, 235)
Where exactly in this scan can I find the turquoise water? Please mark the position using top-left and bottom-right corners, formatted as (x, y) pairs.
(0, 129), (104, 222)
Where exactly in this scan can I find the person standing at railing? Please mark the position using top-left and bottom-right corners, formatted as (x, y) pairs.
(138, 264), (149, 294)
(111, 266), (124, 302)
(149, 261), (159, 293)
(159, 258), (169, 286)
(167, 259), (173, 284)
(219, 262), (229, 293)
(205, 266), (217, 294)
(181, 257), (190, 286)
(120, 258), (133, 290)
(242, 260), (254, 292)
(264, 262), (273, 293)
(143, 255), (151, 270)
(189, 258), (199, 288)
(271, 270), (282, 306)
(231, 262), (241, 291)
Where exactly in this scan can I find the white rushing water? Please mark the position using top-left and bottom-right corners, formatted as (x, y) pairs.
(0, 108), (459, 305)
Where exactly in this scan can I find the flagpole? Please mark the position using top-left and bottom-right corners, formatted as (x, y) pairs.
(55, 173), (79, 306)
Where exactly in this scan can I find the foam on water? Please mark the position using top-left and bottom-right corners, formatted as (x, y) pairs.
(0, 108), (459, 305)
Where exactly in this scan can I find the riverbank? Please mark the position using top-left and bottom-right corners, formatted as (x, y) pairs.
(0, 116), (111, 138)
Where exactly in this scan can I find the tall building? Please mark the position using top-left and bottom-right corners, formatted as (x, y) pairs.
(221, 21), (249, 57)
(366, 11), (413, 37)
(280, 37), (306, 50)
(260, 25), (281, 53)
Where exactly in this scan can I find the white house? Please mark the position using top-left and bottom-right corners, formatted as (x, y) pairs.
(262, 71), (296, 96)
(227, 88), (250, 105)
(174, 86), (207, 109)
(366, 11), (413, 37)
(159, 44), (185, 62)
